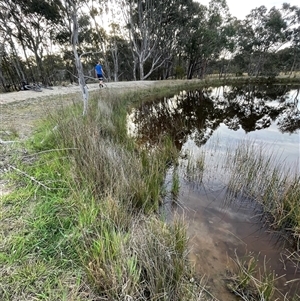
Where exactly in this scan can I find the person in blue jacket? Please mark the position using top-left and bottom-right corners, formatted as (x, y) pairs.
(95, 61), (105, 87)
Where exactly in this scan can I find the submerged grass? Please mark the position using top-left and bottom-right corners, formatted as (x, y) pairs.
(177, 136), (299, 300)
(1, 83), (214, 300)
(227, 251), (290, 301)
(226, 140), (300, 245)
(184, 150), (206, 185)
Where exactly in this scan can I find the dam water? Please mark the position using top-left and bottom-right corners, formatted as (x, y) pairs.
(127, 84), (300, 300)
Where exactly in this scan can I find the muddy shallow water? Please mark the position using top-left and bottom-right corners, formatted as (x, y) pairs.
(164, 174), (299, 300)
(128, 84), (300, 300)
(162, 152), (300, 299)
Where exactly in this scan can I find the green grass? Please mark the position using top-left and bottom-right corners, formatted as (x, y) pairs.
(0, 83), (214, 300)
(171, 167), (180, 198)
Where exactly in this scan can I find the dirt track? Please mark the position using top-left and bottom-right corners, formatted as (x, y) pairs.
(1, 79), (197, 141)
(0, 81), (161, 105)
(0, 81), (163, 139)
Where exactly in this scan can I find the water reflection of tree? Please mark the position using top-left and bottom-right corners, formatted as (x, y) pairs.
(132, 85), (300, 148)
(222, 85), (300, 133)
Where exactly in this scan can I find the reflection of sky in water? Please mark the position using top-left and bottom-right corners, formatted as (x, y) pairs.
(182, 122), (299, 172)
(219, 123), (298, 164)
(181, 86), (300, 172)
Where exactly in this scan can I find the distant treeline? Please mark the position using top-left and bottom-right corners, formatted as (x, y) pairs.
(0, 0), (299, 92)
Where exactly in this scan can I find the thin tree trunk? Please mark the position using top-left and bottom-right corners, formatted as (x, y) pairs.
(187, 60), (194, 79)
(289, 51), (296, 78)
(0, 44), (8, 90)
(139, 59), (144, 80)
(70, 1), (88, 116)
(132, 53), (137, 81)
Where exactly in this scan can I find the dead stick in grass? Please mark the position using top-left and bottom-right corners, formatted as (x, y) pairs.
(8, 164), (51, 190)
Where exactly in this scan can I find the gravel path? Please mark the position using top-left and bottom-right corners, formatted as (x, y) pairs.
(1, 79), (192, 140)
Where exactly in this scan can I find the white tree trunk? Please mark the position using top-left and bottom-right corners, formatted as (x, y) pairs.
(70, 1), (89, 115)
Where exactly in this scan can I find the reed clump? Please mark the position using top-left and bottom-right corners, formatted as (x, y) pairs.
(227, 141), (300, 245)
(184, 151), (206, 184)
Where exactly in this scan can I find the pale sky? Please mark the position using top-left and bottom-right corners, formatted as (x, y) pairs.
(198, 0), (299, 19)
(101, 0), (299, 30)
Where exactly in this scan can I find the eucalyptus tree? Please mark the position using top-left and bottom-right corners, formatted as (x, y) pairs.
(236, 3), (300, 77)
(20, 0), (103, 114)
(0, 41), (5, 89)
(176, 1), (206, 79)
(289, 27), (300, 75)
(10, 0), (108, 114)
(106, 22), (133, 81)
(284, 3), (300, 75)
(0, 0), (30, 88)
(1, 0), (63, 85)
(107, 23), (120, 81)
(58, 0), (92, 115)
(101, 0), (132, 81)
(0, 1), (14, 90)
(122, 0), (190, 80)
(84, 0), (113, 80)
(177, 0), (232, 79)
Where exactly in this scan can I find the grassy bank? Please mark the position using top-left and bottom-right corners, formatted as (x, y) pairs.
(1, 79), (299, 300)
(0, 83), (213, 300)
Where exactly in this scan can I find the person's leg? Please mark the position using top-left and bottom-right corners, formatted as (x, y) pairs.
(97, 74), (101, 87)
(99, 76), (104, 88)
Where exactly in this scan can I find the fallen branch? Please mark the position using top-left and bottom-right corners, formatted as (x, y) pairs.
(0, 138), (20, 145)
(8, 164), (51, 190)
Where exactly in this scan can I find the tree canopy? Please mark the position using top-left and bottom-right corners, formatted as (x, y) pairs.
(0, 0), (299, 91)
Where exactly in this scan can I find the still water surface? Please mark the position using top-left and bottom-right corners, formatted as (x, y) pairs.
(127, 84), (300, 300)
